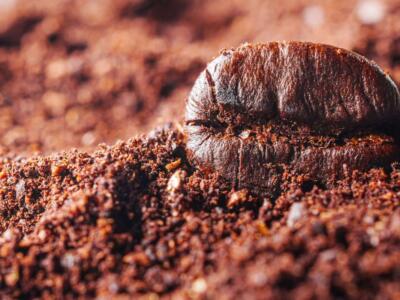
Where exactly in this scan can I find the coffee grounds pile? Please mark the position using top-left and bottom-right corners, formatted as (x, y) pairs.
(0, 124), (399, 299)
(0, 0), (400, 299)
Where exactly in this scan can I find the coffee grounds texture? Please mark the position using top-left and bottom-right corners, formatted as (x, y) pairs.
(0, 124), (399, 298)
(0, 0), (400, 299)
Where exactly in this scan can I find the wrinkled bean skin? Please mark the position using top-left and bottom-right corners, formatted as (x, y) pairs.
(185, 42), (400, 193)
(186, 42), (400, 132)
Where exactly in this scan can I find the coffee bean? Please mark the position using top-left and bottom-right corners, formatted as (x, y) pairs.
(185, 42), (400, 194)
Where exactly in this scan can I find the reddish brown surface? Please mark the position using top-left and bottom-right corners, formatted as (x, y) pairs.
(0, 0), (400, 299)
(0, 0), (399, 153)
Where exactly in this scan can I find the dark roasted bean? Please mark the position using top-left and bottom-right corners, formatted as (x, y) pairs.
(185, 42), (400, 193)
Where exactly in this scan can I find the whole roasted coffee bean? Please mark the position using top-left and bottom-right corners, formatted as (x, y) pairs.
(185, 42), (400, 193)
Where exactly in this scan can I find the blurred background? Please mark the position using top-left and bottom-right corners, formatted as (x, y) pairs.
(0, 0), (398, 154)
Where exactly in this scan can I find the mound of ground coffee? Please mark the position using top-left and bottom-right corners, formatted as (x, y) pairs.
(1, 1), (400, 299)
